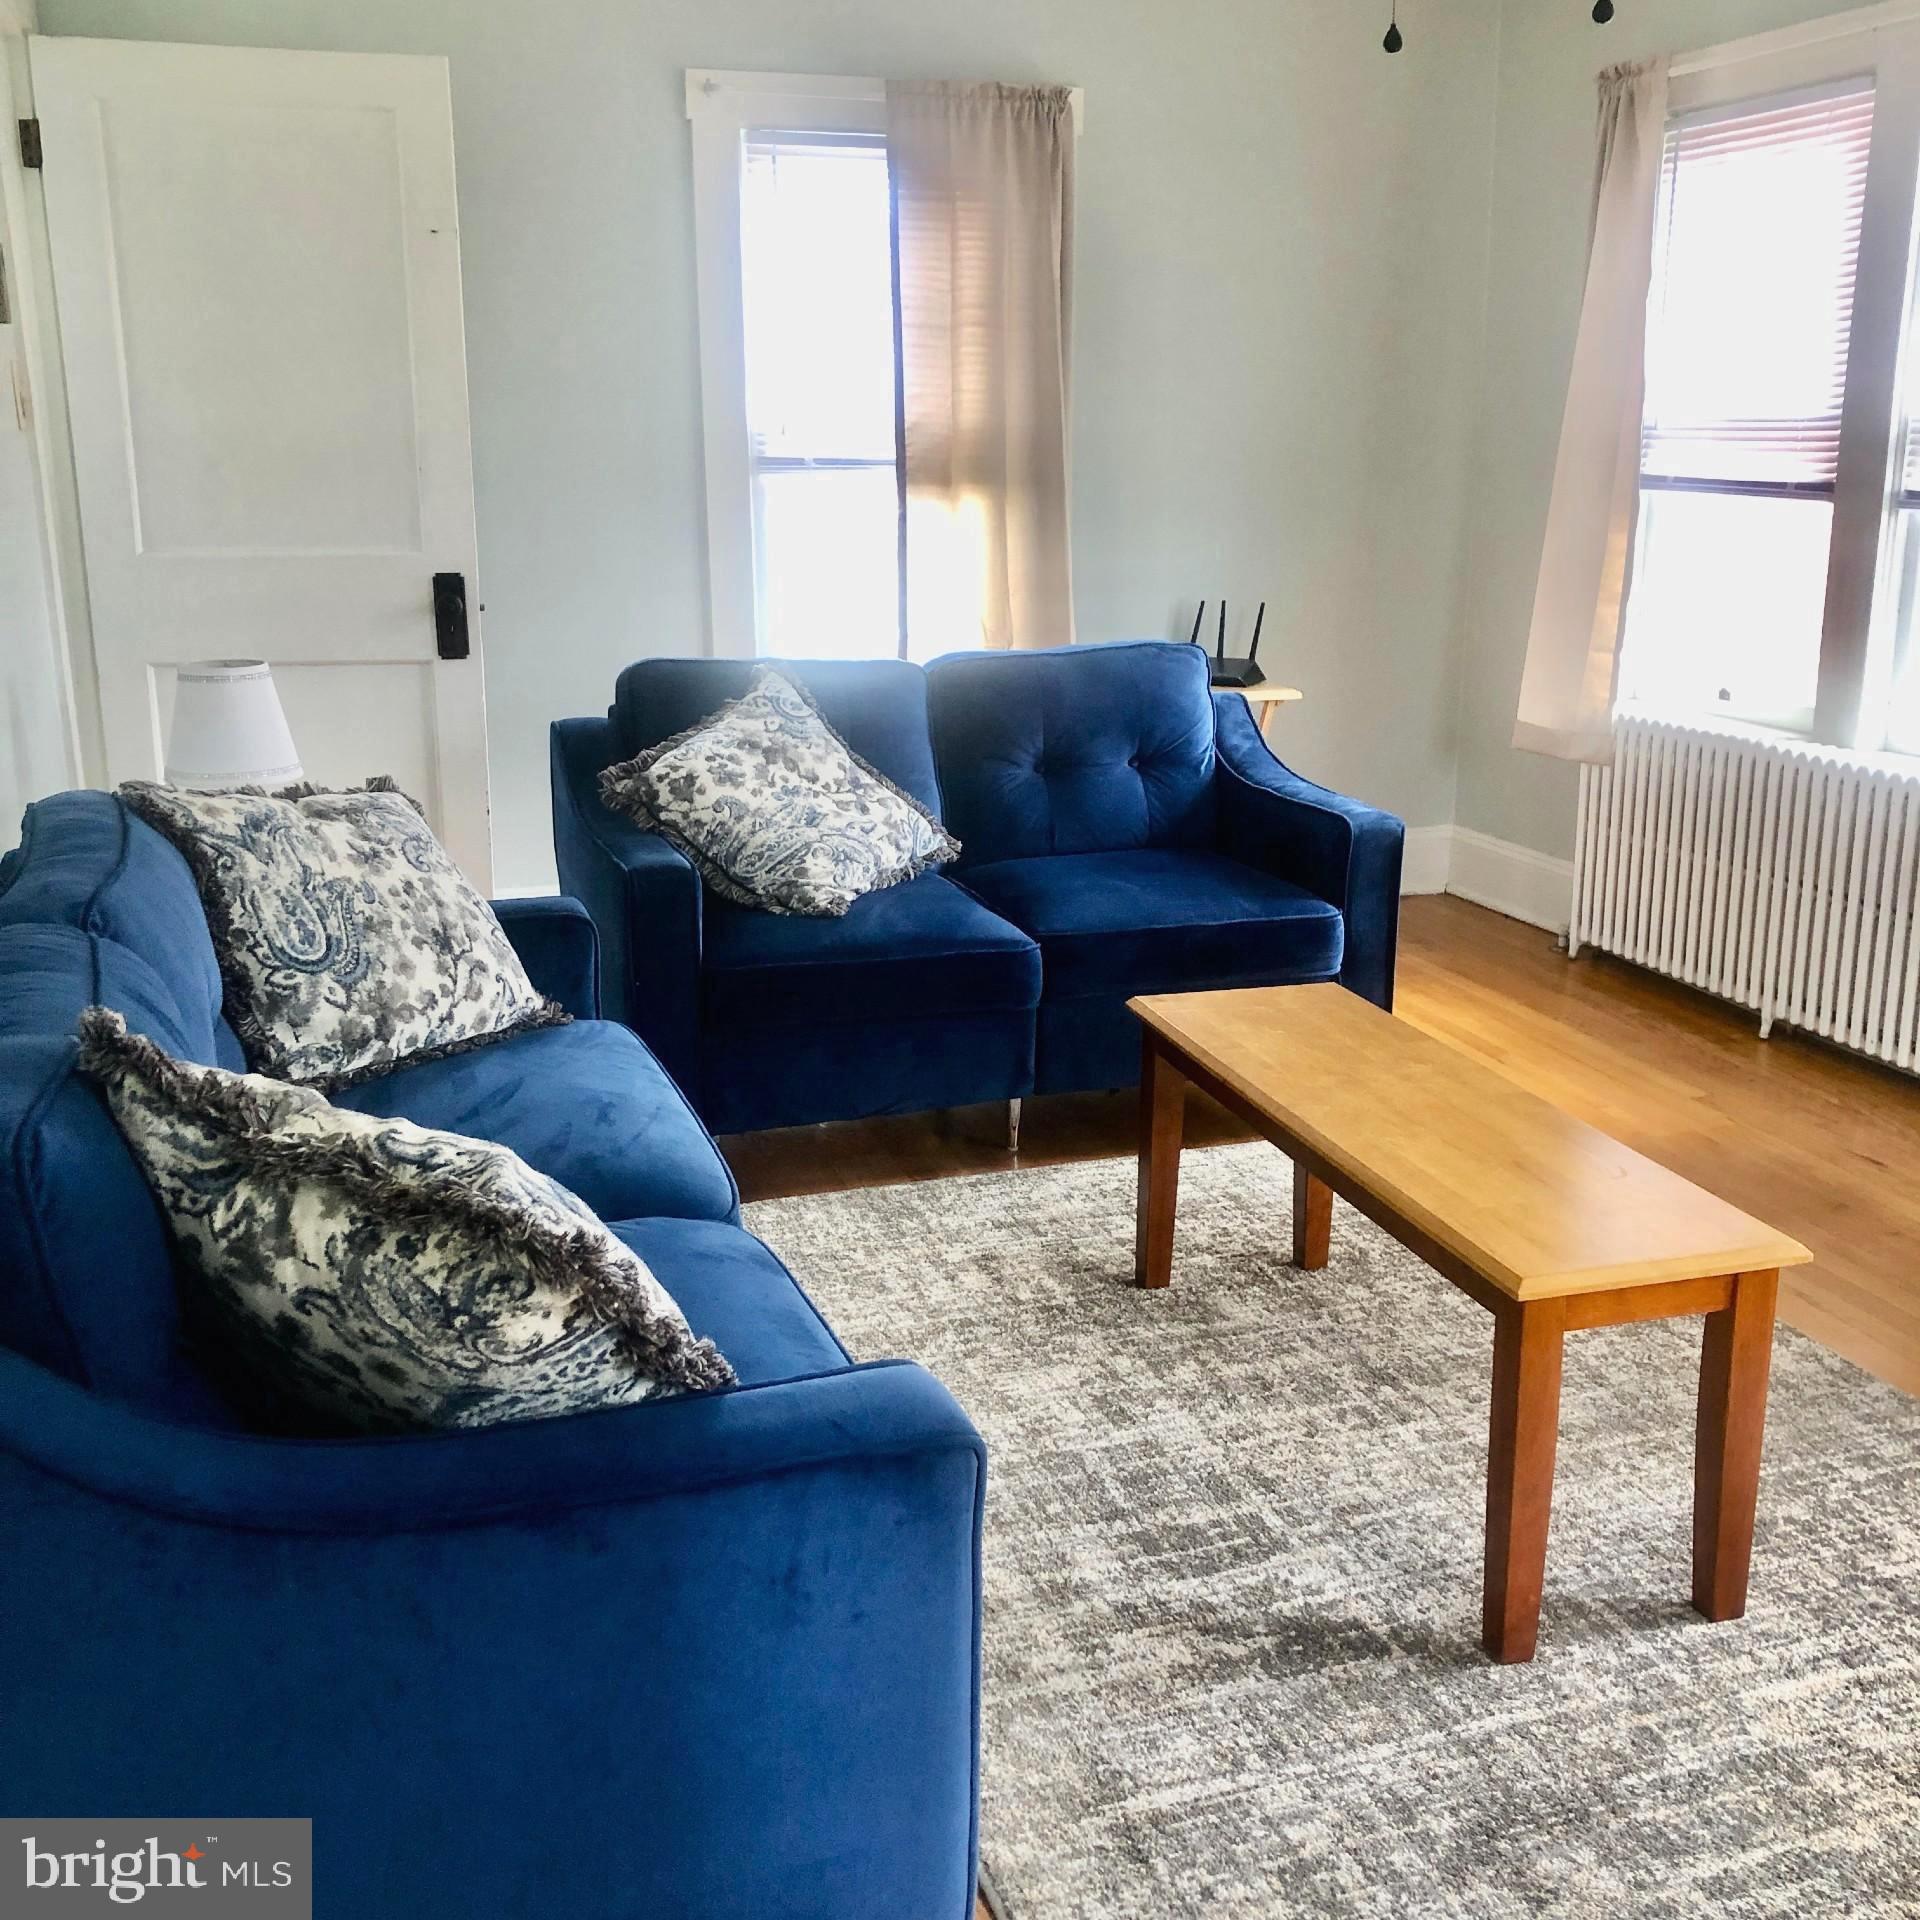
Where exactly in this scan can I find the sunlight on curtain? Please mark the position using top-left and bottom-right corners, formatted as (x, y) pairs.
(1513, 60), (1668, 761)
(888, 83), (1077, 654)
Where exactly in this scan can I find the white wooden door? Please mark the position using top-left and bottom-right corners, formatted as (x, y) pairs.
(30, 35), (493, 886)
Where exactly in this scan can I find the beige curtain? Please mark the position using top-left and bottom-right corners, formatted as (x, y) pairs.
(888, 81), (1076, 654)
(1513, 59), (1669, 762)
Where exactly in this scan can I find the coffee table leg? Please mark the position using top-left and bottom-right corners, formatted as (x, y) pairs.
(1482, 1297), (1566, 1663)
(1693, 1269), (1779, 1623)
(1134, 1035), (1186, 1289)
(1292, 1162), (1332, 1269)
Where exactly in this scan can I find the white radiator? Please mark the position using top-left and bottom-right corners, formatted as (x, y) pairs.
(1570, 714), (1920, 1070)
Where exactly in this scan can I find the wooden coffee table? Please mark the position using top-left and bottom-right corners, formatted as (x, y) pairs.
(1129, 983), (1813, 1664)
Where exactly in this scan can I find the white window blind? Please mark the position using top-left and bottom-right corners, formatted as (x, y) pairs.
(1641, 80), (1875, 494)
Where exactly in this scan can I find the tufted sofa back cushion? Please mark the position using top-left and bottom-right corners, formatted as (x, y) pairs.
(611, 657), (947, 817)
(926, 642), (1218, 868)
(0, 791), (240, 1069)
(0, 921), (236, 1421)
(0, 794), (244, 1417)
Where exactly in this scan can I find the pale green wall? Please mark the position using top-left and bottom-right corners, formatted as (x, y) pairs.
(39, 0), (1501, 890)
(20, 0), (1892, 884)
(1455, 0), (1885, 863)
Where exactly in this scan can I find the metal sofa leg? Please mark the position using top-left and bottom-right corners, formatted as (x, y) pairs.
(1007, 1098), (1022, 1154)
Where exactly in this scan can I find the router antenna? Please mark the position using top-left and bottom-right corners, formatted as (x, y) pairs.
(1216, 601), (1227, 661)
(1189, 601), (1206, 646)
(1250, 602), (1266, 666)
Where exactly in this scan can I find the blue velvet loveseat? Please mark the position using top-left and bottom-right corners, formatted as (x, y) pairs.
(0, 792), (985, 1920)
(553, 639), (1404, 1134)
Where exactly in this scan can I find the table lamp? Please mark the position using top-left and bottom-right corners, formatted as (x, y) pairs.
(164, 659), (304, 792)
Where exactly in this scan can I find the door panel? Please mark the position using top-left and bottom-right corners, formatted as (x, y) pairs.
(109, 100), (423, 557)
(31, 35), (492, 885)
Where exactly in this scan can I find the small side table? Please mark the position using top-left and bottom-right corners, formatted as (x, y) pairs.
(1234, 682), (1303, 740)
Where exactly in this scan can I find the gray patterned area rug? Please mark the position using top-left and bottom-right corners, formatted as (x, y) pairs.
(744, 1144), (1920, 1920)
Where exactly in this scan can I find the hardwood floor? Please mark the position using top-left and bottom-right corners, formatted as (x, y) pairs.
(726, 893), (1920, 1398)
(723, 894), (1920, 1920)
(1396, 897), (1920, 1397)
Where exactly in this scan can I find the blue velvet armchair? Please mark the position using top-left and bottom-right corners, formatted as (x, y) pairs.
(0, 792), (985, 1920)
(553, 640), (1405, 1130)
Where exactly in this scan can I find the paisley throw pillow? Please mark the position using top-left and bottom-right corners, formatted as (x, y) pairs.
(77, 1007), (735, 1434)
(596, 669), (960, 917)
(119, 778), (566, 1088)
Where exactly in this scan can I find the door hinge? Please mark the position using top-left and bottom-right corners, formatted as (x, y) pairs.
(18, 119), (41, 170)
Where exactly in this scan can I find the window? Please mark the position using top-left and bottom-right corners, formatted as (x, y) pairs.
(688, 72), (902, 660)
(689, 70), (1082, 662)
(741, 134), (901, 659)
(1622, 77), (1876, 733)
(1618, 16), (1920, 755)
(1624, 83), (1872, 732)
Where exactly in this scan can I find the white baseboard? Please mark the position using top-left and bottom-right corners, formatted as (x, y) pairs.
(1408, 824), (1571, 934)
(1400, 825), (1453, 897)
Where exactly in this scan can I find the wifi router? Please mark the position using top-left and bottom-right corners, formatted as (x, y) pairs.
(1188, 599), (1267, 689)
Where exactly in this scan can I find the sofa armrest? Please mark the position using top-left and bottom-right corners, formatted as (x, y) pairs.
(550, 717), (705, 1096)
(0, 1348), (979, 1534)
(1212, 692), (1405, 1008)
(1, 1350), (984, 1919)
(491, 894), (600, 1018)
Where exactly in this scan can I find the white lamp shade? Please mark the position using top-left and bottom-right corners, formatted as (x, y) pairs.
(164, 659), (304, 790)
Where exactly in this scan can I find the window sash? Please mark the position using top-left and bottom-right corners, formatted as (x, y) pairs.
(751, 454), (896, 472)
(1637, 474), (1836, 500)
(1642, 81), (1875, 497)
(749, 464), (903, 660)
(741, 132), (899, 469)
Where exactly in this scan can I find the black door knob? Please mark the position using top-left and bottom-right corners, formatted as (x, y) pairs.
(433, 572), (469, 660)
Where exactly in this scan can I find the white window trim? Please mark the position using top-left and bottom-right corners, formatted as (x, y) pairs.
(687, 73), (886, 658)
(684, 69), (1083, 659)
(1673, 0), (1920, 80)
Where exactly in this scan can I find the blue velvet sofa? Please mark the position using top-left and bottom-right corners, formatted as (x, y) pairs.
(553, 640), (1404, 1133)
(0, 792), (985, 1920)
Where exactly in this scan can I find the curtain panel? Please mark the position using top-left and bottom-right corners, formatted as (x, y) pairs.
(888, 81), (1077, 654)
(1513, 58), (1669, 763)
